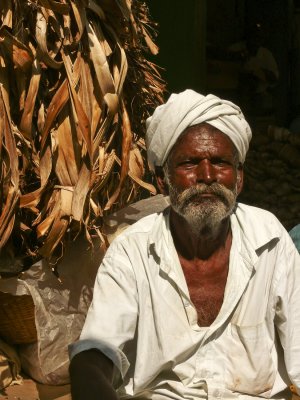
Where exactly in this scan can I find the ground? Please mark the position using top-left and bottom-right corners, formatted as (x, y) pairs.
(0, 377), (70, 400)
(1, 379), (299, 400)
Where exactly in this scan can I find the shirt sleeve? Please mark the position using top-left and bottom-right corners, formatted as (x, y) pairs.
(274, 232), (300, 394)
(69, 239), (138, 383)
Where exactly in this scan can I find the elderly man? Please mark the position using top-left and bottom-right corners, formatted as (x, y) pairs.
(69, 90), (300, 400)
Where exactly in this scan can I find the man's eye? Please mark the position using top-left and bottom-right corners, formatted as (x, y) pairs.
(179, 161), (195, 167)
(212, 159), (230, 166)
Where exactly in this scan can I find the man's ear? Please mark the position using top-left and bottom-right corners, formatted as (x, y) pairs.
(155, 167), (169, 195)
(236, 164), (244, 195)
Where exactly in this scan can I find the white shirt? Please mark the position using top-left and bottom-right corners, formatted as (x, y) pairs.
(70, 203), (300, 399)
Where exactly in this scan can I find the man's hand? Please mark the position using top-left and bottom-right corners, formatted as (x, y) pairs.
(69, 349), (119, 400)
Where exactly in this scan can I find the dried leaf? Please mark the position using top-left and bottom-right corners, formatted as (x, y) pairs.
(104, 101), (132, 210)
(19, 59), (41, 139)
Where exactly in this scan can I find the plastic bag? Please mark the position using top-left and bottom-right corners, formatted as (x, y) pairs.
(0, 237), (104, 384)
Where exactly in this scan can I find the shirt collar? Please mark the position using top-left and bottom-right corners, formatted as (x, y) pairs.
(147, 207), (172, 269)
(231, 203), (281, 268)
(147, 201), (281, 270)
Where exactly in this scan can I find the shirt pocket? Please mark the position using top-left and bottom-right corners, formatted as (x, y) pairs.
(224, 322), (276, 398)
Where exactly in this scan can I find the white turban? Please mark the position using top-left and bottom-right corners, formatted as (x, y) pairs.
(146, 89), (252, 170)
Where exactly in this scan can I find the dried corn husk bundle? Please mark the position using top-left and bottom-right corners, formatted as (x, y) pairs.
(0, 0), (165, 273)
(239, 125), (300, 230)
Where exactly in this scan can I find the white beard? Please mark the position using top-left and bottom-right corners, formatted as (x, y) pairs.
(167, 182), (237, 236)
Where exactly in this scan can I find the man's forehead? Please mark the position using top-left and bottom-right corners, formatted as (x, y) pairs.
(176, 123), (234, 146)
(168, 122), (239, 162)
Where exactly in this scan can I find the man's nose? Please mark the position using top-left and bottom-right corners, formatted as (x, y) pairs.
(196, 160), (216, 184)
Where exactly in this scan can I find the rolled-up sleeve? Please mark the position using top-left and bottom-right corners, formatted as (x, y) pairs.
(69, 240), (138, 382)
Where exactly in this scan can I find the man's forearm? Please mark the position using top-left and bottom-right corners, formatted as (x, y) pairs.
(69, 349), (119, 400)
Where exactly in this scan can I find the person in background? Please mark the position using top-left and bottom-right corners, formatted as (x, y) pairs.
(69, 90), (300, 400)
(229, 23), (279, 115)
(290, 224), (300, 252)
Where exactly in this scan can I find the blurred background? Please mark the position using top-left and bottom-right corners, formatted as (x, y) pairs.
(148, 0), (300, 127)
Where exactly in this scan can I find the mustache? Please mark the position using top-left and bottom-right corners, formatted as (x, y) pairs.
(177, 183), (234, 205)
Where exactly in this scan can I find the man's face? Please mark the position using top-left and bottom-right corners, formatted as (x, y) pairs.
(160, 123), (243, 233)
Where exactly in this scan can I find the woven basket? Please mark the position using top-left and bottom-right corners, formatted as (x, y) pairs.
(0, 291), (37, 344)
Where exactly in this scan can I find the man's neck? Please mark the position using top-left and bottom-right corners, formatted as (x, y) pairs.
(169, 208), (231, 260)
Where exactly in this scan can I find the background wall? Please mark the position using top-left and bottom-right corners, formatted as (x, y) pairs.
(147, 0), (298, 128)
(147, 0), (206, 93)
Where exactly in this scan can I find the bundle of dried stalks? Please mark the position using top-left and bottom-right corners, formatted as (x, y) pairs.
(0, 0), (165, 273)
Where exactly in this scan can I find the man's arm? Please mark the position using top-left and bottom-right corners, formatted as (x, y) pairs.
(69, 349), (119, 400)
(69, 241), (138, 398)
